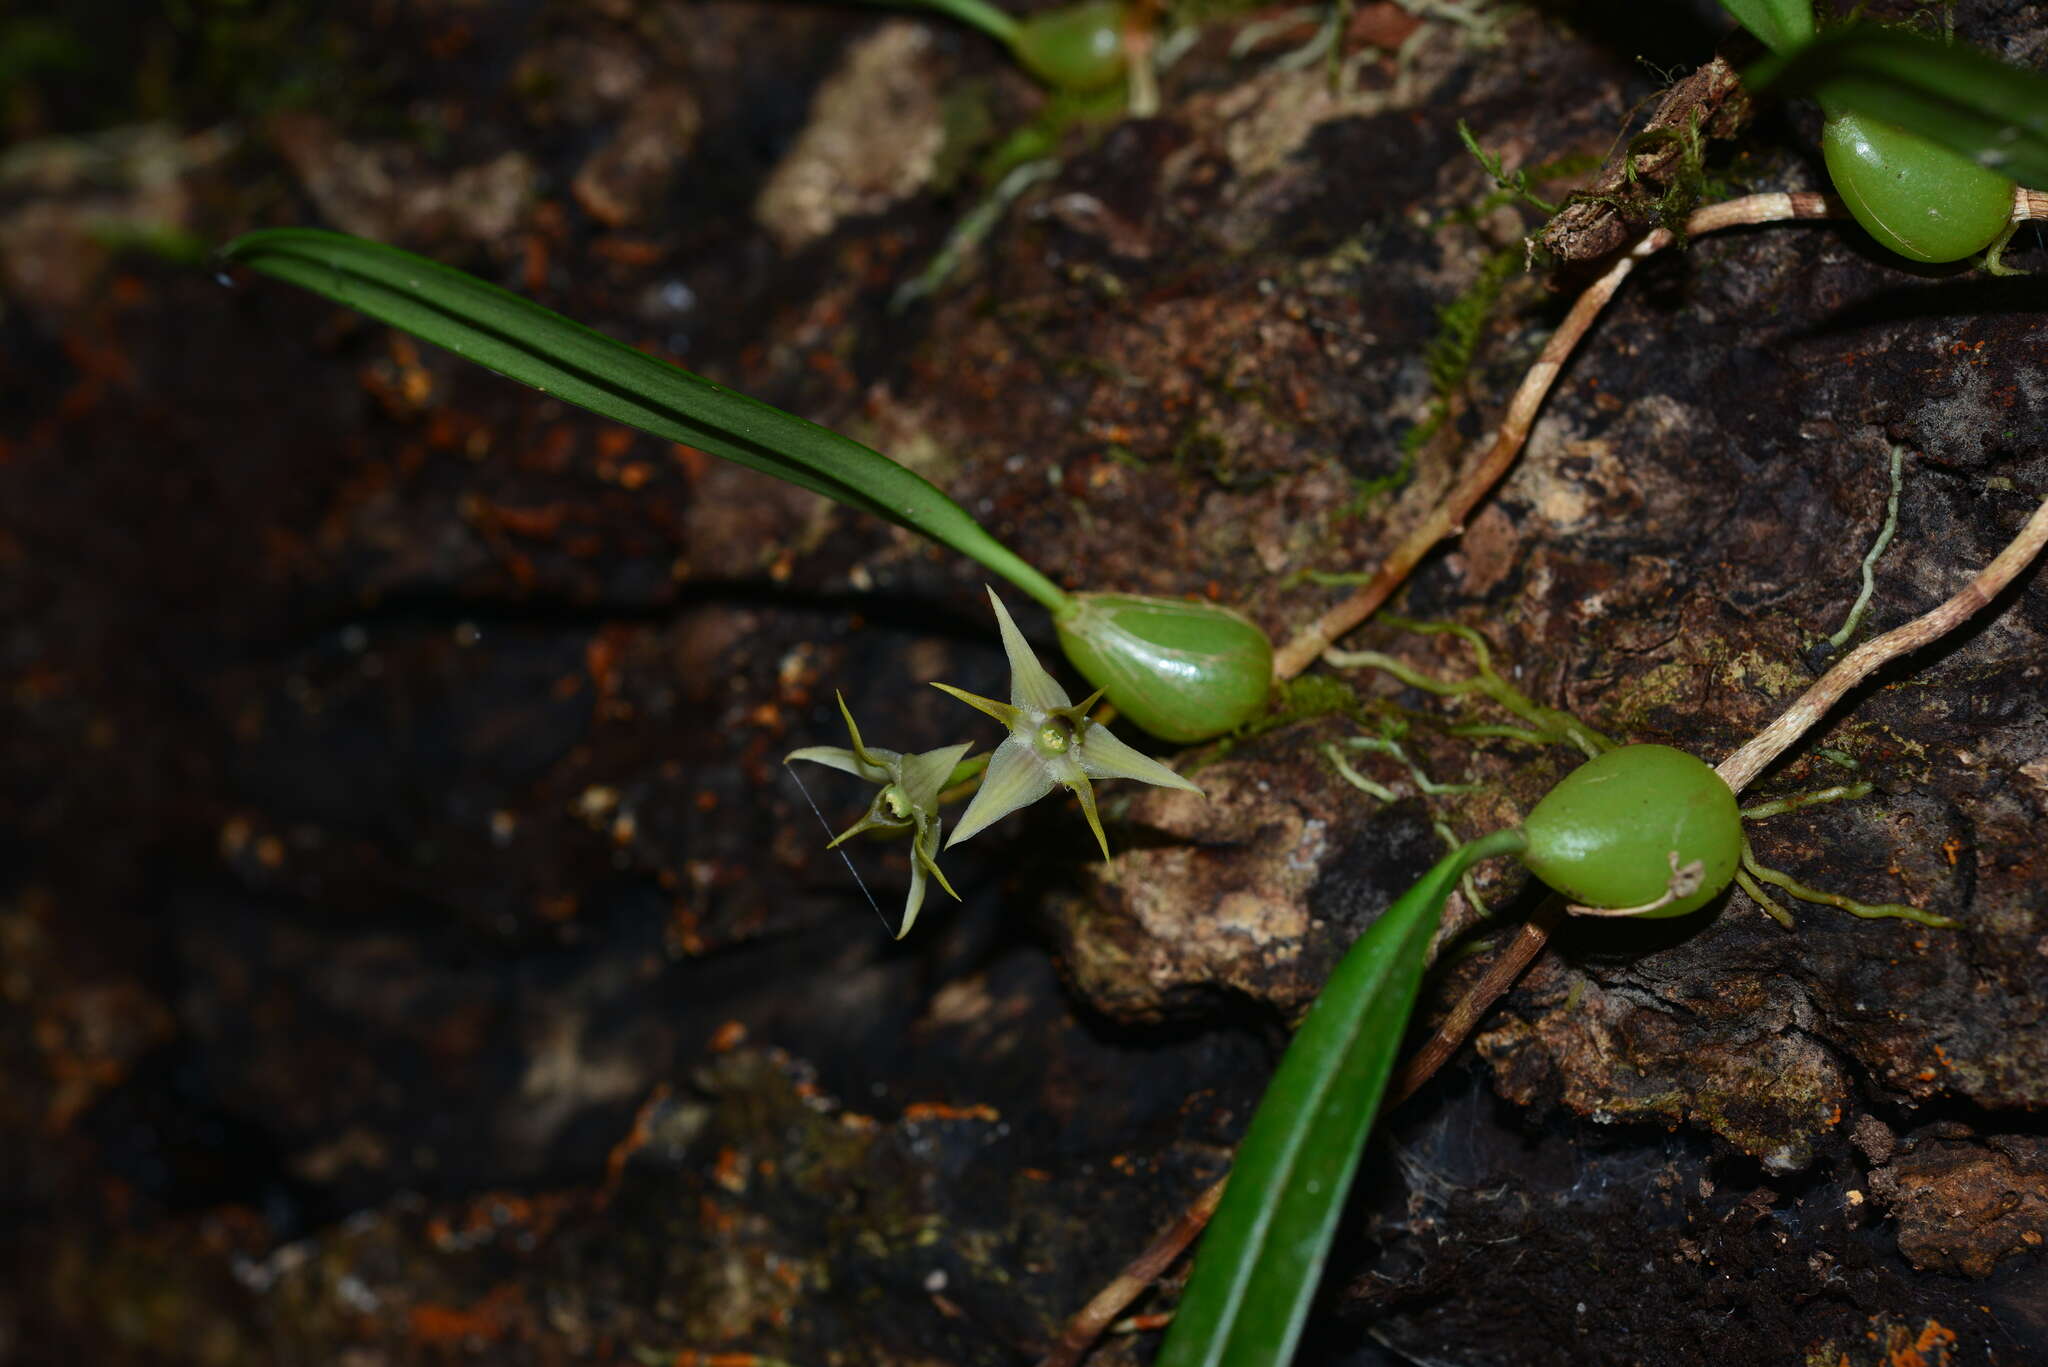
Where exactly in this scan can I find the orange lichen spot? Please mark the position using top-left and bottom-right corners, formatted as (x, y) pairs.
(619, 461), (653, 489)
(255, 835), (286, 869)
(696, 1194), (739, 1234)
(521, 233), (550, 294)
(585, 632), (624, 696)
(592, 236), (664, 267)
(901, 1102), (1000, 1125)
(1020, 1168), (1051, 1182)
(712, 1146), (748, 1194)
(408, 1283), (525, 1348)
(539, 894), (578, 923)
(695, 790), (720, 813)
(1882, 1317), (1957, 1367)
(672, 443), (711, 481)
(530, 424), (578, 473)
(600, 1082), (672, 1206)
(596, 428), (635, 461)
(401, 367), (432, 408)
(668, 905), (708, 957)
(425, 20), (474, 59)
(492, 502), (569, 539)
(709, 1020), (749, 1053)
(839, 1112), (881, 1134)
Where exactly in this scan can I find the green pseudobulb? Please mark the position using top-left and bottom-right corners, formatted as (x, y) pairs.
(1519, 744), (1741, 918)
(1010, 1), (1127, 91)
(1821, 110), (2015, 264)
(1054, 592), (1272, 743)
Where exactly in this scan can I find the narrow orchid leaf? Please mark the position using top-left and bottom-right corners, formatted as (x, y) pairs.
(1157, 828), (1529, 1367)
(1716, 0), (1813, 57)
(858, 0), (1021, 45)
(1749, 25), (2048, 186)
(220, 228), (1069, 612)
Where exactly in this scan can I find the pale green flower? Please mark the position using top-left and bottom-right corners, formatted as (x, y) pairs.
(935, 588), (1203, 859)
(786, 693), (971, 939)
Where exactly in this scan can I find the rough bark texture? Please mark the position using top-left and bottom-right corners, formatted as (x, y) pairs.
(4, 1), (2046, 1364)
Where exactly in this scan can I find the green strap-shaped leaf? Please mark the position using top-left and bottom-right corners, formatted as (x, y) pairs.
(857, 0), (1021, 46)
(1157, 827), (1529, 1367)
(1749, 26), (2048, 187)
(1716, 0), (1815, 57)
(220, 228), (1068, 613)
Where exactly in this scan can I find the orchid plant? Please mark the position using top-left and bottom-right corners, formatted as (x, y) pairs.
(787, 588), (1203, 935)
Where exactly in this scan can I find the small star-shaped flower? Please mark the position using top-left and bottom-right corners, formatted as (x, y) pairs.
(935, 588), (1203, 858)
(786, 693), (972, 939)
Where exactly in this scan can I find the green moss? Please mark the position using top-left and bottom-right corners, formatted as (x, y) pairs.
(1443, 120), (1606, 246)
(1359, 241), (1523, 499)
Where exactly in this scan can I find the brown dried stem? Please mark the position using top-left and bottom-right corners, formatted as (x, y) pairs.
(1387, 899), (1562, 1107)
(1373, 456), (2048, 1113)
(1271, 191), (1838, 682)
(1033, 1174), (1227, 1367)
(1716, 489), (2048, 794)
(1042, 189), (1893, 1367)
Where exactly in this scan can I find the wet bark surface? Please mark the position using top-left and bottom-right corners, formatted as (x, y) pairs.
(4, 1), (2047, 1363)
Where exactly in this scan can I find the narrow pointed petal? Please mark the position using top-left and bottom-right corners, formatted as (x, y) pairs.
(932, 682), (1021, 728)
(897, 853), (929, 940)
(835, 691), (891, 770)
(786, 746), (893, 783)
(1076, 723), (1205, 794)
(947, 735), (1055, 847)
(915, 821), (961, 902)
(1067, 773), (1112, 861)
(986, 587), (1072, 714)
(900, 742), (974, 810)
(823, 819), (872, 848)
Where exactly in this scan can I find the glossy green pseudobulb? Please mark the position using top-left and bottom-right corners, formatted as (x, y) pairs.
(1821, 110), (2015, 264)
(1520, 744), (1741, 918)
(1054, 592), (1272, 743)
(1010, 1), (1127, 91)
